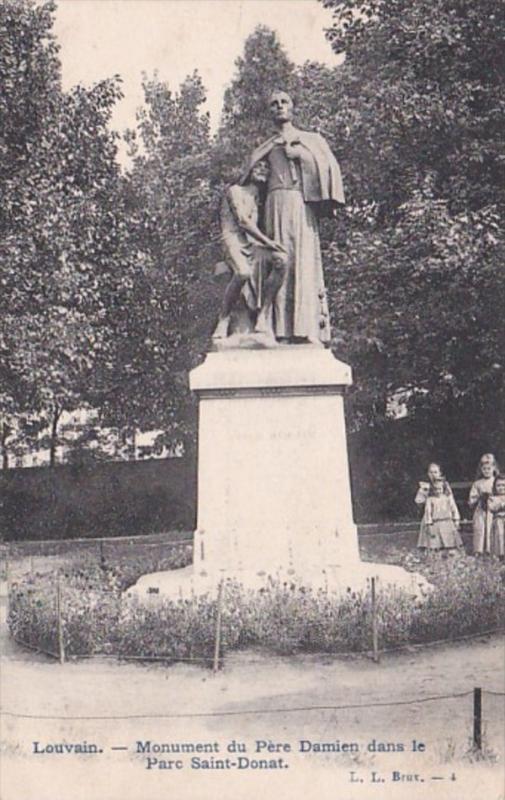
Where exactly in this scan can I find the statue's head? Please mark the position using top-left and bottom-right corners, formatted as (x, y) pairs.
(249, 159), (269, 184)
(268, 90), (294, 124)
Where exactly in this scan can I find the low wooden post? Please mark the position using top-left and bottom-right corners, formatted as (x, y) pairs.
(473, 687), (482, 751)
(56, 574), (65, 665)
(213, 580), (224, 674)
(371, 576), (380, 663)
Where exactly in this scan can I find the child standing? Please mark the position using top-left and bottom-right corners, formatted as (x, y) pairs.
(488, 474), (505, 560)
(415, 463), (453, 506)
(468, 453), (500, 554)
(421, 478), (463, 551)
(416, 463), (454, 549)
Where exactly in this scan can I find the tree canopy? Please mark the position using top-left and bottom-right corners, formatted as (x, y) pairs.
(1, 4), (503, 478)
(318, 0), (504, 448)
(105, 70), (216, 451)
(0, 0), (136, 463)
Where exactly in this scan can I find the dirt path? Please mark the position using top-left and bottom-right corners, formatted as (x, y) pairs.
(1, 586), (504, 800)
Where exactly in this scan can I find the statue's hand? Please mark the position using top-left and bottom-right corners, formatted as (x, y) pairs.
(284, 141), (302, 160)
(268, 241), (287, 254)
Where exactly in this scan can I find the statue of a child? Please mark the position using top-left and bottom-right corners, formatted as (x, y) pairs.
(212, 160), (287, 343)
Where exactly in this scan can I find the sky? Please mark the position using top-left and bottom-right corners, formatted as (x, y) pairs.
(53, 0), (342, 143)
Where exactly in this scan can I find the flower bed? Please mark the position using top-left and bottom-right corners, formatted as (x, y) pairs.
(7, 550), (504, 664)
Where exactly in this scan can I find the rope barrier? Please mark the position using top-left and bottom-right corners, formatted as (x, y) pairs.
(8, 626), (505, 668)
(225, 627), (505, 662)
(64, 653), (214, 663)
(9, 638), (59, 660)
(377, 627), (505, 653)
(0, 689), (478, 721)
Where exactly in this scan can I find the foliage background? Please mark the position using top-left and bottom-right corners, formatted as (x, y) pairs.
(1, 0), (503, 530)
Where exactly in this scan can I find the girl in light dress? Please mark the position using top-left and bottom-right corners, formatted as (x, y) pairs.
(468, 453), (500, 554)
(415, 463), (455, 549)
(420, 478), (463, 552)
(488, 474), (505, 560)
(415, 462), (453, 504)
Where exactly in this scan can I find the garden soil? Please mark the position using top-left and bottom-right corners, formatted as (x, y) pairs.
(1, 580), (504, 800)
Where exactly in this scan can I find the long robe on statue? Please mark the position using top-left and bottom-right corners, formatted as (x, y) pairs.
(242, 131), (344, 343)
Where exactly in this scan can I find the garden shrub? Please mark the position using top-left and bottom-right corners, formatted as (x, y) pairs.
(7, 566), (123, 657)
(61, 585), (123, 656)
(114, 594), (225, 663)
(108, 545), (192, 592)
(7, 550), (505, 663)
(406, 552), (505, 642)
(223, 580), (376, 653)
(8, 573), (60, 655)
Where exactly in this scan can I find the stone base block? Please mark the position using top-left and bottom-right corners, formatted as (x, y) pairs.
(189, 347), (360, 576)
(126, 562), (430, 602)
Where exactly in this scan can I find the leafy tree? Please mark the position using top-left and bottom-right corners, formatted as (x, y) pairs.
(106, 71), (217, 453)
(0, 0), (135, 465)
(317, 0), (505, 456)
(322, 0), (504, 213)
(217, 25), (299, 179)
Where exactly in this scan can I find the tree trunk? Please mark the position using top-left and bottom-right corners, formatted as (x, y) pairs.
(49, 406), (61, 468)
(1, 422), (11, 470)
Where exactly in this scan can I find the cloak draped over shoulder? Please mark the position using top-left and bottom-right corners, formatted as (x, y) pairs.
(241, 130), (345, 217)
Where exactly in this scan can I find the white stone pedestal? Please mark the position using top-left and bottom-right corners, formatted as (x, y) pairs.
(192, 347), (359, 578)
(129, 347), (429, 600)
